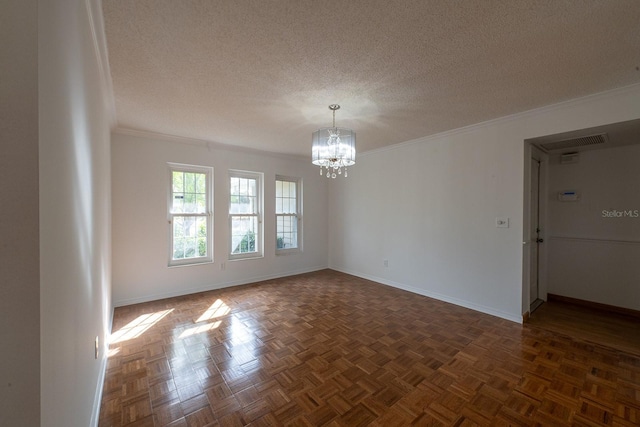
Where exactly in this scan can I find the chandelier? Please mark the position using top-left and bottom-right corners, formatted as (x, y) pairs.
(311, 104), (356, 178)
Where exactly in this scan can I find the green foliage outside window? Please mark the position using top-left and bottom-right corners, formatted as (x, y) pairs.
(237, 230), (256, 253)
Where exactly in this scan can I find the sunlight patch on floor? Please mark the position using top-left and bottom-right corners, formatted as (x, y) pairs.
(110, 309), (174, 344)
(196, 299), (230, 322)
(179, 321), (222, 339)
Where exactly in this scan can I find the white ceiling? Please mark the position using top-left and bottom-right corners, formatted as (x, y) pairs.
(102, 0), (640, 157)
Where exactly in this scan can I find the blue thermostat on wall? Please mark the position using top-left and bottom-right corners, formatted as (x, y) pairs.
(558, 190), (580, 202)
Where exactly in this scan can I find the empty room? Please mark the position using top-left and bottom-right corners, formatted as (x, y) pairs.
(2, 1), (640, 426)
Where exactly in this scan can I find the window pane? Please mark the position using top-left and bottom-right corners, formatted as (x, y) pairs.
(172, 193), (184, 213)
(173, 238), (185, 259)
(231, 216), (258, 254)
(173, 215), (208, 260)
(196, 194), (206, 212)
(276, 179), (297, 215)
(276, 178), (299, 251)
(276, 215), (297, 249)
(173, 216), (185, 238)
(197, 237), (207, 257)
(173, 216), (186, 259)
(196, 173), (205, 194)
(172, 171), (207, 214)
(184, 238), (196, 258)
(229, 171), (261, 258)
(185, 172), (196, 193)
(184, 193), (196, 212)
(172, 171), (183, 192)
(230, 197), (253, 214)
(230, 177), (257, 214)
(169, 165), (212, 265)
(230, 177), (239, 195)
(197, 217), (207, 237)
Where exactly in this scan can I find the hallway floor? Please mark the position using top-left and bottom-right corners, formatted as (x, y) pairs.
(528, 298), (640, 357)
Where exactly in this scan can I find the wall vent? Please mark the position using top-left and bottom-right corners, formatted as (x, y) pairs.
(538, 133), (608, 152)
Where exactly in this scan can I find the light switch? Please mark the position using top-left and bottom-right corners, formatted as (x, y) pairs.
(496, 217), (509, 228)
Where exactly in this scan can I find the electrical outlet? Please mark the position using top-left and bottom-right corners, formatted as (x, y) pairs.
(383, 259), (389, 268)
(220, 262), (226, 271)
(95, 336), (99, 359)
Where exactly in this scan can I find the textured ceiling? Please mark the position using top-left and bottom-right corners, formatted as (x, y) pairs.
(102, 0), (640, 157)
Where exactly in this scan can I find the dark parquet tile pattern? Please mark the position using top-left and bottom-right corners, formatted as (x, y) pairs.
(99, 270), (640, 426)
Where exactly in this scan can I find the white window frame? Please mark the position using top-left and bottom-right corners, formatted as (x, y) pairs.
(228, 170), (263, 260)
(275, 175), (302, 254)
(167, 163), (213, 267)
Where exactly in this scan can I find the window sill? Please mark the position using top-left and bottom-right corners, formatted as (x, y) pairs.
(168, 259), (213, 268)
(276, 248), (302, 256)
(229, 254), (264, 262)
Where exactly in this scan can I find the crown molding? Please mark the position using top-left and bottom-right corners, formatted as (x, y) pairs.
(361, 83), (640, 158)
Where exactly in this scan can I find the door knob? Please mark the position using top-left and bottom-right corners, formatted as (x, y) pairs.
(536, 238), (544, 243)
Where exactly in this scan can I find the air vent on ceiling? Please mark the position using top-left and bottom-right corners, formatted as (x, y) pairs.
(538, 133), (608, 152)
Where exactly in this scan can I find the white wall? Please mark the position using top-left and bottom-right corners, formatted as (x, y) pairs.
(111, 131), (328, 305)
(546, 144), (640, 310)
(329, 84), (640, 323)
(39, 1), (113, 426)
(0, 1), (40, 426)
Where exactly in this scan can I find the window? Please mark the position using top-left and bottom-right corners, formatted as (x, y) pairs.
(276, 176), (301, 252)
(229, 171), (262, 259)
(168, 163), (212, 266)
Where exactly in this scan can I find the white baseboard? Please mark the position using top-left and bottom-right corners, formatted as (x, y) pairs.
(331, 266), (523, 324)
(90, 349), (108, 427)
(113, 265), (328, 307)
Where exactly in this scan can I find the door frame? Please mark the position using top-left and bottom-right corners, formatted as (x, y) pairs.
(522, 142), (549, 317)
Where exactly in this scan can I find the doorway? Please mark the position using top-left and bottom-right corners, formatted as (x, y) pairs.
(528, 148), (546, 313)
(523, 118), (640, 319)
(529, 155), (543, 312)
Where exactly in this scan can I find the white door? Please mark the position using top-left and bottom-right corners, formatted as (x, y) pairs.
(529, 157), (542, 307)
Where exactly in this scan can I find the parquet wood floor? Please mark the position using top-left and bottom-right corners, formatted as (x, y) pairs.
(99, 270), (640, 426)
(528, 300), (640, 357)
